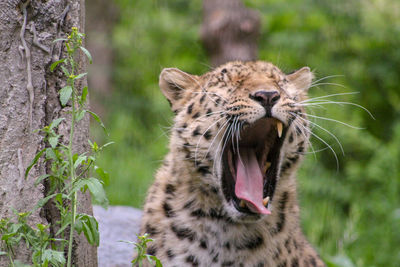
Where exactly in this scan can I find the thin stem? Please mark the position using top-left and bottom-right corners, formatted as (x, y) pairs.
(7, 246), (14, 267)
(67, 55), (77, 267)
(39, 232), (44, 265)
(76, 161), (93, 179)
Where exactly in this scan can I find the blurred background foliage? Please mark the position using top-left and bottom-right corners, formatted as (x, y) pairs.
(88, 0), (400, 265)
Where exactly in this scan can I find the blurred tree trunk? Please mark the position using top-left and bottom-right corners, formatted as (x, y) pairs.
(201, 0), (261, 67)
(0, 0), (96, 266)
(86, 0), (118, 118)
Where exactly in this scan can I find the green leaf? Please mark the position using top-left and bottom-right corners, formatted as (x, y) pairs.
(54, 193), (63, 205)
(101, 142), (115, 149)
(89, 140), (99, 152)
(60, 65), (69, 76)
(80, 46), (92, 64)
(82, 220), (95, 245)
(13, 260), (31, 267)
(95, 166), (110, 185)
(25, 148), (46, 178)
(74, 72), (87, 80)
(80, 86), (88, 105)
(148, 255), (163, 267)
(49, 118), (65, 130)
(45, 148), (57, 161)
(92, 141), (115, 153)
(75, 214), (99, 246)
(74, 218), (83, 233)
(53, 38), (67, 43)
(55, 219), (71, 236)
(72, 153), (79, 162)
(42, 249), (66, 265)
(86, 178), (108, 208)
(48, 136), (59, 148)
(75, 109), (86, 122)
(50, 59), (65, 72)
(87, 110), (107, 135)
(74, 155), (87, 169)
(36, 223), (48, 232)
(34, 174), (50, 186)
(59, 86), (72, 106)
(34, 193), (57, 210)
(1, 232), (17, 242)
(73, 178), (108, 208)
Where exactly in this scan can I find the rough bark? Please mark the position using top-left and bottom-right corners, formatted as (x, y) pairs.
(201, 0), (261, 67)
(0, 0), (96, 266)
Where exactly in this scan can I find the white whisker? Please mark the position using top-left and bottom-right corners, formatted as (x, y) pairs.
(292, 119), (317, 160)
(192, 109), (227, 124)
(309, 82), (348, 90)
(186, 75), (221, 106)
(205, 119), (230, 164)
(214, 121), (233, 175)
(299, 92), (359, 103)
(231, 117), (238, 154)
(302, 123), (340, 171)
(297, 101), (375, 119)
(298, 147), (329, 155)
(294, 113), (345, 156)
(195, 116), (226, 164)
(298, 112), (364, 129)
(311, 75), (344, 85)
(235, 119), (244, 168)
(191, 91), (229, 102)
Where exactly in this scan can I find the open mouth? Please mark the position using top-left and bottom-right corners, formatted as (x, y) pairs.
(222, 118), (287, 215)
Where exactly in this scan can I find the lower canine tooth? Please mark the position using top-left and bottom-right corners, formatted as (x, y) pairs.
(263, 162), (271, 173)
(239, 200), (246, 208)
(276, 121), (283, 138)
(263, 197), (270, 206)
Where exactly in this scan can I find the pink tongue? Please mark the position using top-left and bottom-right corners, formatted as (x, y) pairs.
(235, 148), (271, 215)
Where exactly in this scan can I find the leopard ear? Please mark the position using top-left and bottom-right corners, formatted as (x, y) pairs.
(159, 68), (198, 112)
(286, 67), (314, 92)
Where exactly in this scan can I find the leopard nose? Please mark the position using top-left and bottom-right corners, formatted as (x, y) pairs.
(250, 90), (280, 107)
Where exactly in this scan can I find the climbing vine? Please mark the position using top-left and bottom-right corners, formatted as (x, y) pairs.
(0, 27), (110, 267)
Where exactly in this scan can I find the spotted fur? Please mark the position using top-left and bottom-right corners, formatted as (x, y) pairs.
(138, 61), (326, 267)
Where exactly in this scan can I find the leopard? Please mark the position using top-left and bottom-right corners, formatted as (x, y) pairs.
(138, 61), (326, 267)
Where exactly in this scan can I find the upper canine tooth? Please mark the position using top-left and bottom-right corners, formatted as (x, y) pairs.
(263, 197), (270, 206)
(263, 162), (271, 173)
(239, 200), (246, 208)
(276, 121), (283, 138)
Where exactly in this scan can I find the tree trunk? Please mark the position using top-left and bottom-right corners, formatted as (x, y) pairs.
(86, 0), (118, 118)
(0, 0), (96, 266)
(201, 0), (261, 67)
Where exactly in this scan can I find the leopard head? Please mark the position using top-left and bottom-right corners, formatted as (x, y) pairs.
(159, 61), (313, 221)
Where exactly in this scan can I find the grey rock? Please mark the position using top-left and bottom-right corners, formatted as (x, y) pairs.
(94, 205), (143, 267)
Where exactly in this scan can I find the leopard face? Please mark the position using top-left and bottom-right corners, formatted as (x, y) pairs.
(160, 61), (313, 222)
